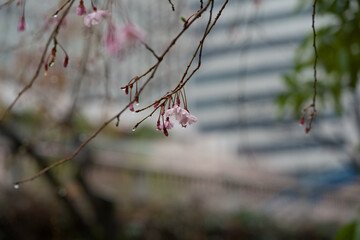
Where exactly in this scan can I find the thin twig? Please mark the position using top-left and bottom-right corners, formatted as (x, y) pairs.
(299, 0), (318, 134)
(0, 0), (75, 121)
(168, 0), (175, 11)
(311, 0), (318, 109)
(141, 41), (161, 60)
(15, 111), (122, 185)
(51, 0), (71, 17)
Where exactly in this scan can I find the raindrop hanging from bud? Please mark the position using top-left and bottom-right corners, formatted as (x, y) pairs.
(132, 126), (137, 132)
(14, 184), (19, 189)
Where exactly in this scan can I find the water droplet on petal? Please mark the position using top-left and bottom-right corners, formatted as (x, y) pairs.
(14, 184), (19, 189)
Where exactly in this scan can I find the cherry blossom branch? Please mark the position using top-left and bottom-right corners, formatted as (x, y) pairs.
(141, 41), (161, 60)
(130, 0), (233, 134)
(15, 0), (221, 185)
(299, 0), (318, 134)
(14, 110), (124, 185)
(311, 0), (318, 109)
(121, 0), (213, 102)
(51, 0), (72, 17)
(182, 0), (228, 86)
(133, 0), (229, 119)
(0, 0), (75, 122)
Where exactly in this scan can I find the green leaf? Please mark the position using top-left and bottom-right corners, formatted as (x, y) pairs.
(335, 221), (356, 240)
(354, 219), (360, 240)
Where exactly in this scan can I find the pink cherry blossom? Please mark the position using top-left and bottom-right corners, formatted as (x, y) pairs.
(76, 0), (87, 16)
(103, 23), (122, 55)
(164, 118), (174, 129)
(178, 112), (197, 127)
(17, 15), (26, 32)
(84, 9), (110, 27)
(157, 118), (174, 131)
(119, 23), (145, 46)
(165, 105), (183, 119)
(186, 113), (198, 125)
(165, 105), (197, 127)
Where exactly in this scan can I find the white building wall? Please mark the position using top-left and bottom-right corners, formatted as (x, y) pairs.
(188, 0), (349, 173)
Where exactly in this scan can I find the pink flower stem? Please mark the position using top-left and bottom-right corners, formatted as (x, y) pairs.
(135, 81), (139, 103)
(21, 0), (25, 15)
(90, 0), (97, 11)
(56, 39), (69, 68)
(129, 84), (133, 104)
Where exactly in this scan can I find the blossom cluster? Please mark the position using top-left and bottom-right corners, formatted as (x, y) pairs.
(76, 0), (145, 56)
(156, 105), (197, 136)
(299, 104), (316, 134)
(103, 22), (145, 56)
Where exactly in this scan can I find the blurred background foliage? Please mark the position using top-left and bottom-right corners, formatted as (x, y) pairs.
(276, 0), (360, 116)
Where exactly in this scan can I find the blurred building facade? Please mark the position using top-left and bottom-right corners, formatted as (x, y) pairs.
(189, 0), (355, 175)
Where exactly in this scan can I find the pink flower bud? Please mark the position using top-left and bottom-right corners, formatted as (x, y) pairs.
(299, 115), (305, 126)
(129, 104), (134, 112)
(63, 55), (69, 68)
(154, 101), (159, 108)
(17, 15), (26, 32)
(163, 128), (168, 136)
(125, 86), (129, 95)
(156, 120), (162, 131)
(51, 47), (56, 57)
(76, 0), (87, 16)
